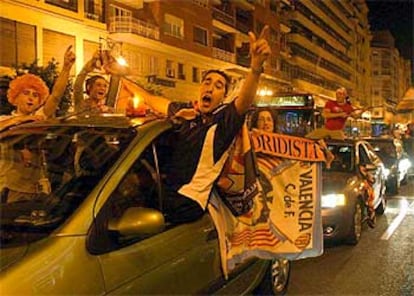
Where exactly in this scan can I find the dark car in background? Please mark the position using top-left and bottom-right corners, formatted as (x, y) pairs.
(321, 139), (387, 245)
(365, 137), (411, 194)
(0, 114), (290, 295)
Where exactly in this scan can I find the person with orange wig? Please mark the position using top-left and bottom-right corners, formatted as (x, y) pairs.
(0, 46), (75, 203)
(0, 45), (75, 130)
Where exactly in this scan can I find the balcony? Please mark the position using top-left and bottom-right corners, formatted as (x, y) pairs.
(235, 20), (250, 34)
(109, 16), (159, 40)
(212, 8), (235, 27)
(212, 47), (235, 63)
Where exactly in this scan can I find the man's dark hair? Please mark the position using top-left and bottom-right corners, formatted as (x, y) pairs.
(201, 69), (231, 95)
(85, 75), (107, 95)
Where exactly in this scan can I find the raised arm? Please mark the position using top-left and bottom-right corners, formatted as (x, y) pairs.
(73, 50), (101, 112)
(128, 83), (171, 115)
(234, 25), (271, 115)
(43, 45), (76, 118)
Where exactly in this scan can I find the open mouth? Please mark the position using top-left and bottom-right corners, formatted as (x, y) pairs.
(201, 95), (212, 107)
(96, 91), (106, 99)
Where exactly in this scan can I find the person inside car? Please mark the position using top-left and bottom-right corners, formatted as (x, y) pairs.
(306, 87), (366, 140)
(250, 108), (278, 133)
(128, 26), (271, 223)
(73, 50), (112, 114)
(0, 45), (75, 129)
(0, 46), (76, 203)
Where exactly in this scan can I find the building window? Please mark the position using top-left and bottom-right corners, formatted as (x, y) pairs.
(110, 5), (131, 18)
(164, 14), (183, 39)
(178, 63), (185, 80)
(45, 0), (78, 12)
(84, 0), (104, 22)
(43, 29), (75, 74)
(148, 56), (158, 76)
(192, 67), (200, 83)
(193, 26), (208, 46)
(0, 18), (36, 67)
(166, 60), (175, 78)
(192, 0), (208, 8)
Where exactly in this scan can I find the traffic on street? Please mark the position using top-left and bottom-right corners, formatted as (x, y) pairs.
(289, 176), (414, 295)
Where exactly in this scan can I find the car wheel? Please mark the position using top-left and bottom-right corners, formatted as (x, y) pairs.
(387, 177), (399, 195)
(375, 196), (386, 215)
(254, 258), (291, 295)
(345, 201), (363, 245)
(401, 173), (408, 185)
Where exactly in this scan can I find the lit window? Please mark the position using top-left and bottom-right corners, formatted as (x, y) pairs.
(164, 14), (184, 39)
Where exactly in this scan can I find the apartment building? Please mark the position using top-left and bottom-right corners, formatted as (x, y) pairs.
(282, 0), (372, 107)
(370, 30), (412, 124)
(0, 0), (293, 102)
(0, 0), (108, 76)
(3, 0), (409, 114)
(105, 0), (291, 101)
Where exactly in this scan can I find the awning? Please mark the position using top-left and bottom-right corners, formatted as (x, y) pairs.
(396, 87), (414, 113)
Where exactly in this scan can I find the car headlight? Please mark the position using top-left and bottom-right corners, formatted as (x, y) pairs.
(321, 193), (346, 208)
(399, 159), (412, 171)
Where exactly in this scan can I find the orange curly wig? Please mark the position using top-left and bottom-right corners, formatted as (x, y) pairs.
(7, 73), (50, 106)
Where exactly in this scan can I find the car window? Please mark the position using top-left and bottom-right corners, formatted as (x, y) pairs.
(358, 143), (371, 165)
(365, 143), (381, 164)
(0, 126), (134, 247)
(325, 144), (354, 172)
(87, 130), (180, 254)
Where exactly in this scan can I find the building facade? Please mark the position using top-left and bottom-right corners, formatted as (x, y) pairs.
(0, 0), (410, 112)
(370, 30), (412, 125)
(282, 0), (372, 107)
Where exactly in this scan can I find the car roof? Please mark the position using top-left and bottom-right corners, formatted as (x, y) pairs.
(363, 136), (396, 143)
(325, 138), (361, 145)
(2, 113), (165, 131)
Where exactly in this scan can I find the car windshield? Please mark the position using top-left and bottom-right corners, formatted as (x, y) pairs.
(0, 125), (135, 247)
(324, 144), (354, 172)
(369, 141), (398, 165)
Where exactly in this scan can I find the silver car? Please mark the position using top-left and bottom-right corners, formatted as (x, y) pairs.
(321, 139), (387, 245)
(0, 114), (290, 295)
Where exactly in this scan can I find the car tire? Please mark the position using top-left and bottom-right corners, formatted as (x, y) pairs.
(345, 201), (363, 245)
(254, 258), (290, 295)
(401, 173), (408, 185)
(387, 177), (399, 195)
(375, 196), (386, 215)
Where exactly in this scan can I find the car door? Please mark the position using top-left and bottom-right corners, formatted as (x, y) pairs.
(86, 129), (224, 295)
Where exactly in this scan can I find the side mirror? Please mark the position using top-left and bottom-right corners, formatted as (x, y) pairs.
(108, 207), (165, 238)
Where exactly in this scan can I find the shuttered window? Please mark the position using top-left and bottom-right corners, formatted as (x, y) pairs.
(83, 40), (100, 64)
(43, 29), (75, 74)
(0, 17), (36, 67)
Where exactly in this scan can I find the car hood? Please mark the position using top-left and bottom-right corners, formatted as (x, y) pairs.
(0, 245), (28, 272)
(322, 172), (351, 193)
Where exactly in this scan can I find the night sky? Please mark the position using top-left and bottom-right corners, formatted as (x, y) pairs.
(366, 0), (413, 62)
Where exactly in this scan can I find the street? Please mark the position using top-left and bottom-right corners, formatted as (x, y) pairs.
(288, 176), (414, 296)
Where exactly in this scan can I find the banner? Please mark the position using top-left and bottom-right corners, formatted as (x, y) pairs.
(209, 128), (325, 277)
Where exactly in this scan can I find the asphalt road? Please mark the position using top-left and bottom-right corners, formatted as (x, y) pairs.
(288, 176), (414, 296)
